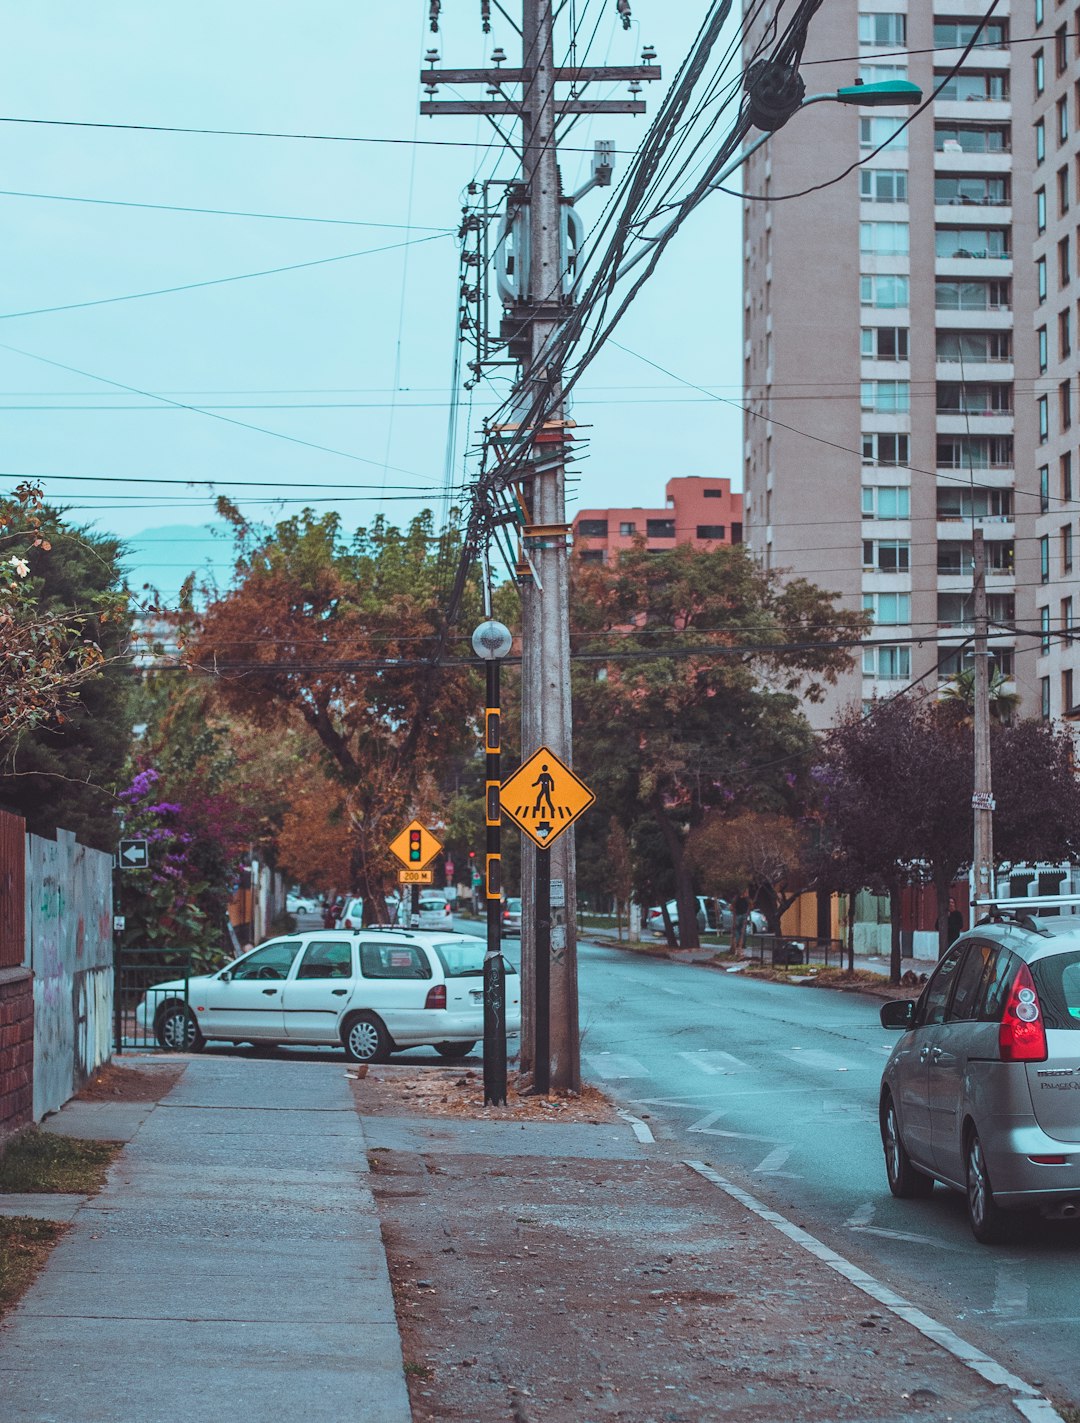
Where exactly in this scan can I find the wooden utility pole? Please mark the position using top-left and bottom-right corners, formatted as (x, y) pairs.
(421, 3), (659, 1092)
(972, 528), (995, 904)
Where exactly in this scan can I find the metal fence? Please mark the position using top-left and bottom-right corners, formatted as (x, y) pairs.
(744, 933), (847, 968)
(114, 946), (227, 1052)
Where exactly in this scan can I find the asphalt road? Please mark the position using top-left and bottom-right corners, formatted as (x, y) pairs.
(575, 937), (1080, 1411)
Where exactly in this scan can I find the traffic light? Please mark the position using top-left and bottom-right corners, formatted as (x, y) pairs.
(409, 829), (422, 863)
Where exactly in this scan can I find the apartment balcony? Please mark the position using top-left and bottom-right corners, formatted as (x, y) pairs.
(933, 101), (1011, 123)
(934, 151), (1011, 174)
(936, 462), (1014, 486)
(934, 306), (1012, 328)
(935, 412), (1013, 435)
(935, 257), (1012, 279)
(936, 518), (1015, 540)
(935, 360), (1013, 381)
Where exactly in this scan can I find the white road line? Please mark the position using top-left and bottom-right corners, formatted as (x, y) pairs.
(686, 1109), (727, 1133)
(846, 1201), (876, 1228)
(678, 1051), (722, 1075)
(616, 1108), (655, 1144)
(584, 1053), (651, 1080)
(754, 1145), (792, 1174)
(993, 1261), (1030, 1317)
(685, 1160), (1065, 1423)
(849, 1224), (968, 1253)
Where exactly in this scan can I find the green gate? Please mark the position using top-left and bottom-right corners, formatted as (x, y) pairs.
(114, 946), (223, 1052)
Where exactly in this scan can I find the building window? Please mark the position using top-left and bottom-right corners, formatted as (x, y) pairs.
(860, 326), (909, 360)
(861, 274), (910, 307)
(1064, 595), (1075, 644)
(860, 13), (907, 45)
(935, 278), (1010, 311)
(937, 435), (1013, 468)
(860, 380), (910, 412)
(1063, 380), (1074, 431)
(936, 330), (1011, 362)
(1064, 451), (1074, 500)
(1036, 0), (1045, 26)
(1061, 307), (1072, 358)
(935, 227), (1009, 259)
(1060, 97), (1071, 146)
(1060, 165), (1071, 214)
(863, 538), (910, 572)
(646, 519), (675, 539)
(731, 522), (743, 544)
(577, 519), (608, 537)
(1042, 534), (1051, 582)
(1038, 187), (1048, 232)
(936, 382), (1013, 415)
(1042, 465), (1051, 513)
(863, 645), (912, 680)
(935, 70), (1007, 101)
(934, 18), (1007, 48)
(1042, 605), (1053, 654)
(618, 521), (636, 536)
(861, 485), (910, 518)
(860, 169), (907, 203)
(1064, 668), (1074, 715)
(1061, 236), (1072, 286)
(702, 489), (726, 499)
(937, 488), (1013, 520)
(860, 221), (909, 254)
(1039, 256), (1048, 303)
(863, 592), (911, 624)
(579, 549), (605, 563)
(1058, 23), (1069, 72)
(1039, 324), (1049, 371)
(1036, 49), (1046, 93)
(1064, 523), (1074, 572)
(862, 432), (910, 465)
(1042, 676), (1051, 720)
(1040, 395), (1050, 442)
(696, 525), (726, 540)
(936, 124), (1010, 155)
(935, 175), (1008, 208)
(859, 117), (908, 151)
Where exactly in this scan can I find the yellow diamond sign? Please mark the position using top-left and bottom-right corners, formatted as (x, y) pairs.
(501, 746), (595, 850)
(388, 819), (443, 872)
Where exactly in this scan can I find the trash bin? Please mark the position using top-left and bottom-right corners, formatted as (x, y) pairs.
(772, 940), (806, 967)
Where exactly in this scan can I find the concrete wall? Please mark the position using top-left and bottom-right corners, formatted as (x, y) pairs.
(27, 829), (113, 1121)
(0, 807), (31, 1138)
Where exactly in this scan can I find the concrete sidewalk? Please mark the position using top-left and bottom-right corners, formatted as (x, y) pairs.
(0, 1056), (411, 1423)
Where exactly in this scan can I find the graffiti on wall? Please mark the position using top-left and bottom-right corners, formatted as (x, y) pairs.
(28, 829), (113, 1121)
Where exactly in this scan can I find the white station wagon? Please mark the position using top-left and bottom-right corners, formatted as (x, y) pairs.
(137, 929), (520, 1064)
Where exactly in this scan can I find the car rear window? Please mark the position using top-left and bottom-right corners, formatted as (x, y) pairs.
(1031, 950), (1080, 1030)
(359, 942), (432, 979)
(431, 938), (518, 977)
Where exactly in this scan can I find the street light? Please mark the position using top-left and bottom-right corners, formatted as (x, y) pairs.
(471, 617), (513, 1106)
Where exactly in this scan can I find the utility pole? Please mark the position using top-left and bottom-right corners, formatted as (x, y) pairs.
(972, 528), (995, 905)
(421, 3), (659, 1092)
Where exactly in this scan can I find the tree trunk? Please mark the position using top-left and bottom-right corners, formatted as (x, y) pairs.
(934, 870), (952, 959)
(847, 891), (856, 974)
(889, 882), (903, 986)
(651, 792), (699, 949)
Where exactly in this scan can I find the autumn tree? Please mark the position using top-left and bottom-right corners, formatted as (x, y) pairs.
(571, 541), (866, 948)
(191, 505), (482, 920)
(687, 808), (810, 933)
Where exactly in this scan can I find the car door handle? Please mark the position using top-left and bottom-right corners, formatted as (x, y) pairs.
(331, 989), (348, 996)
(262, 988), (278, 996)
(919, 1045), (932, 1062)
(931, 1047), (944, 1061)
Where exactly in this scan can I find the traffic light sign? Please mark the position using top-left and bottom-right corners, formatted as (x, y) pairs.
(409, 828), (422, 863)
(388, 819), (443, 872)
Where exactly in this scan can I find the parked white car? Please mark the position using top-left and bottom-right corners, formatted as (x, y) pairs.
(647, 897), (768, 937)
(286, 892), (319, 914)
(135, 929), (519, 1063)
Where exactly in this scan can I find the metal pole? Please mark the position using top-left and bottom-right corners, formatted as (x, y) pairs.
(972, 528), (995, 903)
(411, 882), (420, 928)
(483, 659), (507, 1104)
(534, 846), (551, 1095)
(518, 0), (580, 1093)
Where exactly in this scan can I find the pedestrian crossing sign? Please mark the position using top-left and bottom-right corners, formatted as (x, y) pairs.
(501, 746), (595, 849)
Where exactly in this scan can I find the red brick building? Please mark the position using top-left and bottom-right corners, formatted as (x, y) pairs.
(572, 477), (743, 563)
(0, 808), (31, 1138)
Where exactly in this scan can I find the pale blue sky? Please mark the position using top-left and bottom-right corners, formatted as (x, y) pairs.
(0, 3), (744, 602)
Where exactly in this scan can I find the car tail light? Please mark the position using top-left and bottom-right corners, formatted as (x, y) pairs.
(424, 984), (447, 1010)
(343, 917), (354, 930)
(1029, 1155), (1068, 1165)
(998, 962), (1048, 1062)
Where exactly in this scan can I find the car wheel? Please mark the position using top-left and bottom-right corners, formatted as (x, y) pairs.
(965, 1129), (1008, 1244)
(434, 1042), (476, 1059)
(342, 1012), (391, 1064)
(155, 1002), (205, 1053)
(881, 1095), (934, 1199)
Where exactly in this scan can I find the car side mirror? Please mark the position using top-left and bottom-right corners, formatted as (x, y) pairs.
(220, 969), (232, 983)
(880, 999), (915, 1030)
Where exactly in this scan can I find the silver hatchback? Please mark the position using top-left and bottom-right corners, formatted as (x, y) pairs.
(879, 904), (1080, 1242)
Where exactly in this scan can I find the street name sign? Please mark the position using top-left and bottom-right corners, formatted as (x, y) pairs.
(501, 746), (595, 849)
(398, 868), (434, 885)
(118, 839), (148, 869)
(388, 819), (443, 871)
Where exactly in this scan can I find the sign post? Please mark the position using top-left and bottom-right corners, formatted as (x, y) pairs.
(501, 746), (594, 1093)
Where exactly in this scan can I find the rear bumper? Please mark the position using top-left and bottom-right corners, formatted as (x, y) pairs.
(388, 1006), (521, 1046)
(980, 1117), (1080, 1203)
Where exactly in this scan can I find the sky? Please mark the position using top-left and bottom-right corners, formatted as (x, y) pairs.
(0, 3), (745, 605)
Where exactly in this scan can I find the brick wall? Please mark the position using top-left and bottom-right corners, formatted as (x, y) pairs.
(0, 967), (34, 1135)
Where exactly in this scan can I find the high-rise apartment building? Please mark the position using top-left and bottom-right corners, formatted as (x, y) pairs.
(1031, 3), (1080, 721)
(742, 2), (1036, 725)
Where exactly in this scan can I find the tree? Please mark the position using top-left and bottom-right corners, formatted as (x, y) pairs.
(571, 541), (866, 948)
(687, 808), (809, 933)
(940, 668), (1020, 724)
(191, 505), (483, 921)
(992, 718), (1080, 868)
(0, 484), (131, 848)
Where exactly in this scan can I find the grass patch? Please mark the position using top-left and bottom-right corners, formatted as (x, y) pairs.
(0, 1216), (67, 1317)
(1054, 1406), (1080, 1423)
(0, 1129), (122, 1194)
(403, 1361), (434, 1380)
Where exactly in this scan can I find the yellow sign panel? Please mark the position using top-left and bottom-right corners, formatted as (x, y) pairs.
(501, 746), (595, 849)
(398, 868), (434, 885)
(388, 819), (443, 871)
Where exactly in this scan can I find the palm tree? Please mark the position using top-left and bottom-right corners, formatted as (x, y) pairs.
(939, 667), (1020, 725)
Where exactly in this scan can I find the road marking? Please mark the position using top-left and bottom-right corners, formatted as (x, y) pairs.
(684, 1160), (1065, 1423)
(846, 1201), (875, 1228)
(584, 1053), (651, 1079)
(754, 1145), (792, 1174)
(616, 1108), (655, 1144)
(993, 1261), (1030, 1317)
(686, 1109), (727, 1133)
(849, 1224), (968, 1253)
(678, 1051), (722, 1075)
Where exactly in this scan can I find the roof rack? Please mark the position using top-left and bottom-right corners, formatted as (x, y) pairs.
(973, 894), (1080, 910)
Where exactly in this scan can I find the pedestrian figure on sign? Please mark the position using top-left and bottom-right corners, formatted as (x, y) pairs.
(532, 764), (556, 818)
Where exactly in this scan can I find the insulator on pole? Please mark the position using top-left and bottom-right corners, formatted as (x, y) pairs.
(617, 0), (632, 30)
(481, 0), (492, 32)
(429, 1), (441, 34)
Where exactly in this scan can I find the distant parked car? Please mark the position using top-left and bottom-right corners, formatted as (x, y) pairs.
(415, 894), (453, 929)
(286, 893), (319, 914)
(135, 928), (520, 1062)
(502, 897), (522, 936)
(647, 897), (767, 938)
(336, 895), (401, 929)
